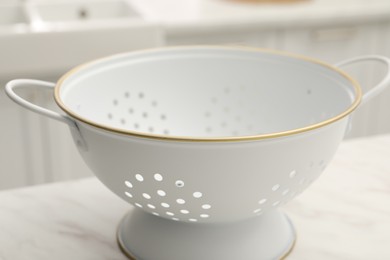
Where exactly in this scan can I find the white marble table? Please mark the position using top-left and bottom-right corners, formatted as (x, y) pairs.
(0, 134), (389, 260)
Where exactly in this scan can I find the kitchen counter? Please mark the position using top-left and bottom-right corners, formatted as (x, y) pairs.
(2, 0), (390, 76)
(2, 0), (390, 79)
(131, 0), (390, 34)
(0, 134), (389, 260)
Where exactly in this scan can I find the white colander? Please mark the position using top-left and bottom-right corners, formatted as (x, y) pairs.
(6, 46), (390, 260)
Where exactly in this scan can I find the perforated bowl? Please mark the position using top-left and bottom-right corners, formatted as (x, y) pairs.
(6, 46), (390, 260)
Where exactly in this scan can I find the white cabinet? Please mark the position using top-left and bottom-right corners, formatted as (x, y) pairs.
(371, 23), (390, 136)
(280, 25), (378, 63)
(167, 29), (283, 49)
(0, 83), (47, 189)
(0, 86), (27, 189)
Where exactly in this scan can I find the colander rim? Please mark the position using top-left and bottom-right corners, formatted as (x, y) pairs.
(54, 45), (362, 142)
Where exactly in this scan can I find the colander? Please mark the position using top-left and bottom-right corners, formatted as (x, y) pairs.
(5, 46), (390, 260)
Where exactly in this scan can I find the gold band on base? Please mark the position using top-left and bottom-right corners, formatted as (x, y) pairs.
(116, 211), (297, 260)
(117, 237), (137, 260)
(117, 236), (137, 260)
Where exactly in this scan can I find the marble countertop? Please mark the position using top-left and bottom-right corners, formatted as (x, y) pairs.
(0, 134), (390, 260)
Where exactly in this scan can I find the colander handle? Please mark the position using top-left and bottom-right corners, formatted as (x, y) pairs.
(335, 55), (390, 105)
(5, 79), (87, 150)
(5, 79), (77, 128)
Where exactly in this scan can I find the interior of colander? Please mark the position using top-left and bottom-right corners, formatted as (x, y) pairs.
(57, 47), (359, 138)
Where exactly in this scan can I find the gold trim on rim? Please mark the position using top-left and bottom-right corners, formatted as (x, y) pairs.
(54, 45), (362, 142)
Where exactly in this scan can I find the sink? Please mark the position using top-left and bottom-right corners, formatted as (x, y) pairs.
(0, 0), (163, 82)
(32, 0), (141, 23)
(0, 4), (28, 26)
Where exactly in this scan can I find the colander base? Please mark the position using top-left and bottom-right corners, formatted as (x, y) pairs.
(117, 207), (296, 260)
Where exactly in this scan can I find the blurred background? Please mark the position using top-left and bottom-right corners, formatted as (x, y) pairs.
(1, 0), (390, 190)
